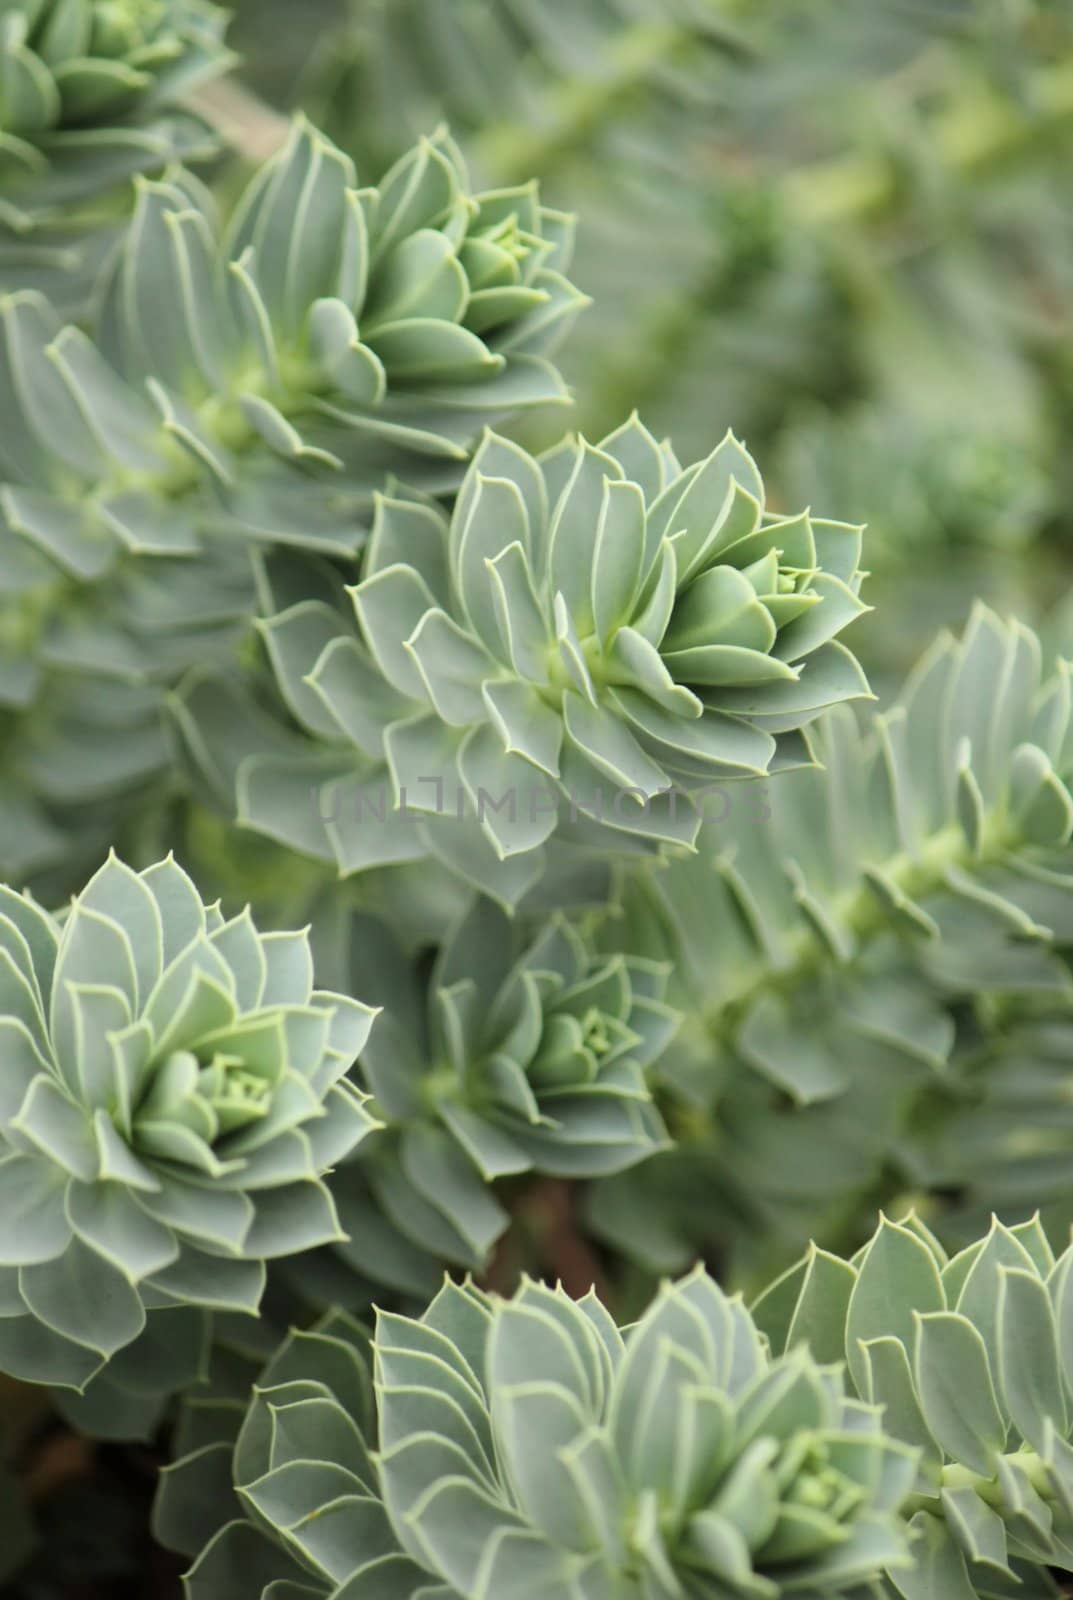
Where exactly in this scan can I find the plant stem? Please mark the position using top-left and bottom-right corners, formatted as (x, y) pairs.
(705, 817), (1012, 1049)
(659, 806), (1018, 1156)
(186, 76), (291, 164)
(483, 1177), (610, 1299)
(903, 1450), (1054, 1517)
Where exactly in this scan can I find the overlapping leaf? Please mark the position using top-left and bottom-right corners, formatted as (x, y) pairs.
(174, 415), (869, 902)
(0, 494), (250, 892)
(311, 898), (675, 1297)
(0, 113), (579, 888)
(0, 0), (231, 309)
(306, 0), (1073, 689)
(91, 115), (581, 548)
(153, 1308), (395, 1595)
(160, 1268), (915, 1599)
(0, 114), (580, 573)
(0, 851), (377, 1406)
(589, 606), (1073, 1277)
(756, 1212), (1073, 1598)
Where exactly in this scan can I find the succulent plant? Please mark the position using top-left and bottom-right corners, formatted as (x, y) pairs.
(92, 115), (582, 544)
(0, 0), (227, 149)
(586, 605), (1073, 1280)
(0, 112), (579, 630)
(374, 1271), (916, 1599)
(756, 1212), (1073, 1598)
(0, 0), (231, 307)
(2, 6), (1072, 1587)
(319, 898), (676, 1294)
(174, 415), (869, 903)
(161, 1268), (917, 1599)
(303, 0), (772, 469)
(0, 852), (378, 1391)
(0, 113), (579, 887)
(0, 112), (579, 603)
(155, 1306), (407, 1595)
(0, 482), (251, 892)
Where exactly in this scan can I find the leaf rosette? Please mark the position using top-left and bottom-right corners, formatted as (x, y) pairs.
(756, 1212), (1073, 1598)
(321, 898), (676, 1295)
(0, 115), (580, 712)
(162, 1269), (916, 1599)
(177, 414), (869, 903)
(0, 0), (229, 278)
(0, 108), (578, 559)
(88, 114), (583, 549)
(0, 852), (377, 1393)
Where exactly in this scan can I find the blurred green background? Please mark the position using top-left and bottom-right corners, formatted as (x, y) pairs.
(226, 0), (1073, 692)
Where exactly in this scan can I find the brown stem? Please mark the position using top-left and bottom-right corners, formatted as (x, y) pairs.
(22, 1431), (94, 1504)
(523, 1178), (610, 1301)
(479, 1178), (610, 1301)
